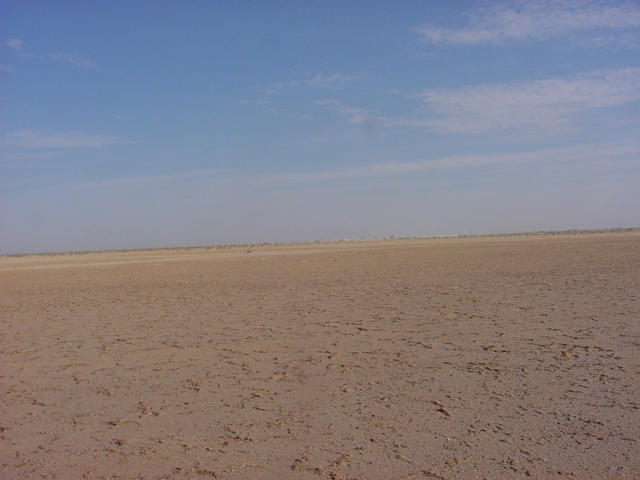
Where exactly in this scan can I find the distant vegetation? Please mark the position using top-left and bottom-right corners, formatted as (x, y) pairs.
(2, 227), (638, 258)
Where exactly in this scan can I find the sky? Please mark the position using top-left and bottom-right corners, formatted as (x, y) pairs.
(1, 1), (639, 253)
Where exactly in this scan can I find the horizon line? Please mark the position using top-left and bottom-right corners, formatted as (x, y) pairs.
(2, 226), (639, 258)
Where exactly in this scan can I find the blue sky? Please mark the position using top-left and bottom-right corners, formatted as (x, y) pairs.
(1, 1), (639, 253)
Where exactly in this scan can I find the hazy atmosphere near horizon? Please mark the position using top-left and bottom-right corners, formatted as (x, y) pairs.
(1, 1), (639, 254)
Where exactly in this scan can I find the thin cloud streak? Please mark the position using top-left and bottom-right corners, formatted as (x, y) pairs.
(5, 39), (95, 69)
(248, 143), (640, 186)
(50, 53), (95, 70)
(314, 99), (372, 124)
(23, 143), (638, 193)
(6, 38), (24, 50)
(414, 0), (640, 46)
(316, 68), (640, 134)
(264, 80), (299, 94)
(0, 151), (61, 162)
(2, 130), (131, 148)
(418, 67), (640, 133)
(265, 73), (359, 94)
(580, 33), (638, 49)
(306, 73), (359, 88)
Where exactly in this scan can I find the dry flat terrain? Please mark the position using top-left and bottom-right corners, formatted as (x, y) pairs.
(1, 233), (639, 479)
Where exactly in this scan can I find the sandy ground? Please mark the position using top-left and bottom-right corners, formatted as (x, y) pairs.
(1, 233), (639, 479)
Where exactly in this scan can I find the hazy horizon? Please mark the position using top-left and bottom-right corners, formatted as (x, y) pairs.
(2, 1), (639, 254)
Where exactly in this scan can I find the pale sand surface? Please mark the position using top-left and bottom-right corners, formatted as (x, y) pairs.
(1, 233), (639, 479)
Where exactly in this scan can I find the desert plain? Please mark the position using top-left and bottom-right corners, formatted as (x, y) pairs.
(1, 232), (639, 479)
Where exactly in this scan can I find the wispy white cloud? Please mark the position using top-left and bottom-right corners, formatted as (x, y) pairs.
(239, 143), (640, 185)
(0, 151), (61, 165)
(18, 142), (638, 190)
(414, 0), (640, 46)
(417, 67), (640, 133)
(268, 80), (299, 91)
(6, 38), (24, 50)
(5, 39), (95, 69)
(264, 73), (359, 95)
(315, 68), (640, 134)
(579, 33), (638, 48)
(264, 80), (299, 95)
(2, 130), (130, 148)
(314, 98), (385, 134)
(50, 53), (95, 70)
(314, 99), (372, 124)
(0, 151), (65, 170)
(306, 73), (359, 88)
